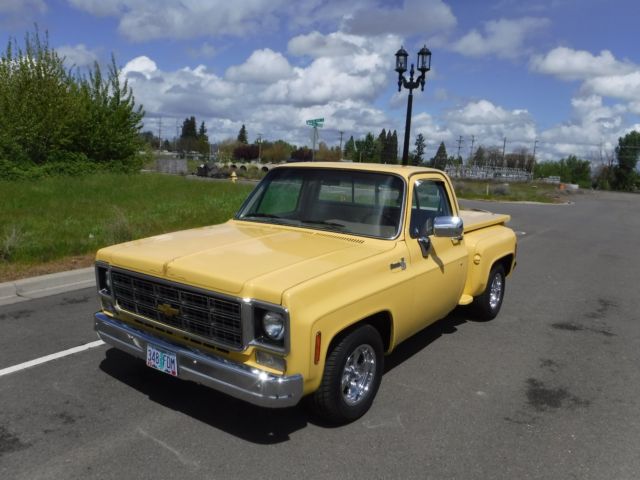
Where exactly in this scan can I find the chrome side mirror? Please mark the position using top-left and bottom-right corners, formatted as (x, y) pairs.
(433, 216), (464, 239)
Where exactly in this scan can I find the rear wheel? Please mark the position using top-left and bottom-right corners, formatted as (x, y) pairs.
(308, 325), (383, 425)
(472, 264), (506, 321)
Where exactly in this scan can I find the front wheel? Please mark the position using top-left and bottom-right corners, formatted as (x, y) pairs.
(472, 264), (506, 321)
(308, 325), (384, 425)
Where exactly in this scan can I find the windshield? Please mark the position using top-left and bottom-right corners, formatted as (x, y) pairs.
(236, 167), (405, 239)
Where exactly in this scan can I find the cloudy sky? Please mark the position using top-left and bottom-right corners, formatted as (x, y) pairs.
(1, 0), (639, 162)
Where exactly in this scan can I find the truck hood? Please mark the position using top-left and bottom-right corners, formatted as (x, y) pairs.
(97, 220), (394, 303)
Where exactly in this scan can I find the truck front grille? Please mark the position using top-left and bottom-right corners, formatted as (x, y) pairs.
(111, 269), (243, 350)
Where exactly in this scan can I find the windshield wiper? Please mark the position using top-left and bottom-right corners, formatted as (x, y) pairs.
(299, 219), (346, 230)
(243, 213), (284, 219)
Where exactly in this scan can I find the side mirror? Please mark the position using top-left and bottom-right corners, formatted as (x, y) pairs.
(433, 216), (464, 239)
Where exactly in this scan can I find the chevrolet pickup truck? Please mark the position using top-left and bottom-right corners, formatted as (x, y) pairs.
(94, 162), (516, 424)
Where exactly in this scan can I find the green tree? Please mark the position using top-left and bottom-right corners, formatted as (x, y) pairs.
(262, 140), (293, 163)
(613, 130), (640, 191)
(178, 116), (197, 152)
(431, 142), (448, 170)
(197, 121), (209, 155)
(471, 146), (486, 166)
(74, 55), (145, 167)
(390, 130), (398, 164)
(376, 128), (387, 164)
(355, 133), (376, 163)
(413, 133), (426, 166)
(343, 136), (356, 161)
(237, 124), (248, 144)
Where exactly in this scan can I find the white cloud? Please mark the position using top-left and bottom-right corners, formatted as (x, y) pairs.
(530, 47), (637, 80)
(0, 0), (46, 14)
(121, 55), (158, 79)
(0, 0), (46, 27)
(539, 94), (629, 160)
(226, 49), (294, 84)
(120, 42), (395, 145)
(68, 0), (285, 41)
(288, 31), (365, 58)
(188, 42), (217, 59)
(57, 43), (99, 68)
(452, 17), (550, 59)
(436, 100), (537, 156)
(343, 0), (457, 36)
(582, 72), (640, 102)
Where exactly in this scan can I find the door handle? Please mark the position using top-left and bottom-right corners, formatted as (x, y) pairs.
(390, 258), (406, 271)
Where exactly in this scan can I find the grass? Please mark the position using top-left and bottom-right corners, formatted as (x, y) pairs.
(0, 173), (568, 282)
(452, 179), (565, 203)
(0, 174), (254, 281)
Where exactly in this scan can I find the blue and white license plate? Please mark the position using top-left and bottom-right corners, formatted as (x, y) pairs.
(146, 344), (178, 377)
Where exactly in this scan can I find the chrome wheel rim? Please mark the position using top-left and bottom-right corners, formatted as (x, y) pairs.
(489, 273), (503, 310)
(341, 344), (377, 406)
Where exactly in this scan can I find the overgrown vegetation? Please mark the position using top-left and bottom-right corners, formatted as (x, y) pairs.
(0, 27), (145, 179)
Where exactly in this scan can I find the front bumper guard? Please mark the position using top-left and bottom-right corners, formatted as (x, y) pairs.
(94, 312), (303, 408)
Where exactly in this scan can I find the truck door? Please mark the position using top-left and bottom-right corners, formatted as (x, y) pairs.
(401, 176), (468, 339)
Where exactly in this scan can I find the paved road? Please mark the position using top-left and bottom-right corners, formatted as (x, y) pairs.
(2, 190), (640, 480)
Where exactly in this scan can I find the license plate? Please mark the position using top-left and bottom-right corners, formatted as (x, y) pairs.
(146, 344), (178, 377)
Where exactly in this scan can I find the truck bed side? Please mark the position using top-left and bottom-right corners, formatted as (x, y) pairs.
(458, 211), (517, 304)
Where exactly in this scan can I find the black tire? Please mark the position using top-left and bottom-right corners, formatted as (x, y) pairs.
(472, 263), (506, 321)
(308, 324), (384, 425)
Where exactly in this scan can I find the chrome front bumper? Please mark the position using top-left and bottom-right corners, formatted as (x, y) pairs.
(94, 313), (303, 408)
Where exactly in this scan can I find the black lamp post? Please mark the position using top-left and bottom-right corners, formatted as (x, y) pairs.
(396, 45), (431, 166)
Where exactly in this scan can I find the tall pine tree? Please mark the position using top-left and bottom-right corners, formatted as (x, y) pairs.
(237, 124), (248, 144)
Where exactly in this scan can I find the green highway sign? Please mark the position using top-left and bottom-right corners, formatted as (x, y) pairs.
(306, 118), (324, 127)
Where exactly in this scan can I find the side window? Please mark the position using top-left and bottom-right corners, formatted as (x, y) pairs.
(410, 180), (452, 238)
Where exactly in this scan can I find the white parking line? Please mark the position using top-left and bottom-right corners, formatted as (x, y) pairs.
(0, 340), (105, 378)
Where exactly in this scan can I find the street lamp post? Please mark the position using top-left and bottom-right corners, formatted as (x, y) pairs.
(395, 45), (431, 166)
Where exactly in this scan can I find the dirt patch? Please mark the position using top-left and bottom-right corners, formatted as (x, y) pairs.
(0, 254), (94, 283)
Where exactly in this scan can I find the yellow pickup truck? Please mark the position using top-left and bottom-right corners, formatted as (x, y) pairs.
(94, 162), (516, 424)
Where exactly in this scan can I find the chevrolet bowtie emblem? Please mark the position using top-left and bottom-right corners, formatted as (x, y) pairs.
(158, 303), (179, 318)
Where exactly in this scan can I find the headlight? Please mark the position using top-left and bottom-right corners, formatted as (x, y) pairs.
(96, 264), (112, 295)
(262, 311), (285, 341)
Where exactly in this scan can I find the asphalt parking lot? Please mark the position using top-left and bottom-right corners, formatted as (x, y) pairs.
(2, 190), (640, 480)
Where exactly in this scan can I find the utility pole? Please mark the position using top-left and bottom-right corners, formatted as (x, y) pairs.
(456, 135), (464, 163)
(312, 126), (318, 161)
(502, 137), (507, 169)
(339, 131), (344, 160)
(175, 119), (179, 152)
(532, 138), (538, 175)
(257, 133), (263, 162)
(157, 116), (162, 150)
(469, 135), (475, 165)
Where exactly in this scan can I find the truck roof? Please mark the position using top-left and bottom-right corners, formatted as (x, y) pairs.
(277, 161), (444, 180)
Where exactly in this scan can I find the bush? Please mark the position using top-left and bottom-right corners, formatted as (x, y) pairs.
(0, 27), (145, 177)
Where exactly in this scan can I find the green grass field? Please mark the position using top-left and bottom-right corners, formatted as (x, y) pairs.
(0, 173), (564, 281)
(452, 179), (563, 203)
(0, 174), (254, 279)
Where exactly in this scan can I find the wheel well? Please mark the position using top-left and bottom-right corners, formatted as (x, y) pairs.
(495, 254), (514, 276)
(327, 312), (393, 355)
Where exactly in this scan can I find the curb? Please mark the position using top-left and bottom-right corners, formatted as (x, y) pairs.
(0, 267), (95, 307)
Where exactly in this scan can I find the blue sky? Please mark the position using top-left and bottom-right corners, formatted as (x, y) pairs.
(1, 0), (639, 163)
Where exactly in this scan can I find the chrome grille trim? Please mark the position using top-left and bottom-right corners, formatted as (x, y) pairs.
(110, 268), (245, 350)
